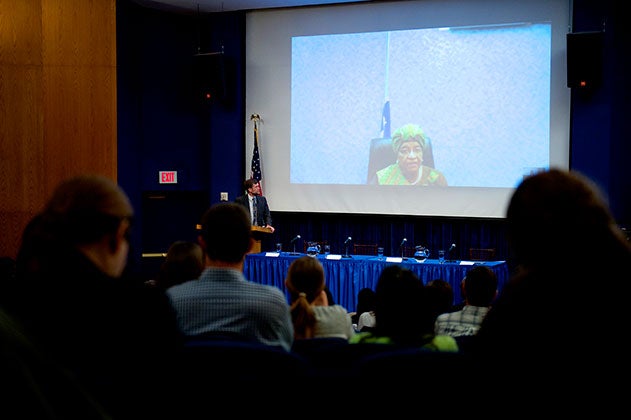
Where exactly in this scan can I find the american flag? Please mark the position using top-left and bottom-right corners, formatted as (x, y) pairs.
(251, 121), (262, 192)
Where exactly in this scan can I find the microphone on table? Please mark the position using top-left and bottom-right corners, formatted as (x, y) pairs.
(290, 235), (301, 255)
(343, 236), (352, 258)
(445, 243), (456, 262)
(400, 238), (407, 260)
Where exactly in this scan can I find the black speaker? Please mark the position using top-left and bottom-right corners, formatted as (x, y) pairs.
(567, 31), (604, 89)
(193, 53), (226, 103)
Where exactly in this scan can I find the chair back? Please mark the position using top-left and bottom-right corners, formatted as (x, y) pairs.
(353, 348), (470, 407)
(176, 339), (310, 412)
(353, 243), (379, 256)
(178, 339), (308, 388)
(468, 247), (496, 261)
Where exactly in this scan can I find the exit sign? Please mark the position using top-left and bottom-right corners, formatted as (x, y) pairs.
(159, 171), (177, 184)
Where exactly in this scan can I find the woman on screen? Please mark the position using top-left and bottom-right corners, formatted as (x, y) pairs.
(372, 124), (447, 186)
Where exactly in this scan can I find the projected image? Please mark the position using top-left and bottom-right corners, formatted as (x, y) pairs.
(290, 23), (551, 187)
(369, 123), (448, 186)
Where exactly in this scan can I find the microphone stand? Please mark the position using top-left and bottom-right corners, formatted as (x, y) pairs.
(342, 239), (352, 258)
(288, 236), (301, 255)
(400, 240), (407, 260)
(445, 244), (456, 263)
(343, 244), (351, 258)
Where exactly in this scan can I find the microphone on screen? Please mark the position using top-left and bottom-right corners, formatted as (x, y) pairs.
(448, 243), (456, 253)
(344, 236), (352, 245)
(290, 235), (301, 244)
(400, 238), (407, 247)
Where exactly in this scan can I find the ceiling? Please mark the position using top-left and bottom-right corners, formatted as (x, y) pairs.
(132, 0), (372, 14)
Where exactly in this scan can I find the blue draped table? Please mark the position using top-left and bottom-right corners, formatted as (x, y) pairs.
(243, 253), (510, 312)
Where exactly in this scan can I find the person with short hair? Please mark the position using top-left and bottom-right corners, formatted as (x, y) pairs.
(166, 202), (293, 351)
(235, 178), (274, 231)
(471, 168), (631, 410)
(350, 265), (457, 351)
(10, 174), (183, 419)
(434, 265), (498, 337)
(150, 240), (204, 290)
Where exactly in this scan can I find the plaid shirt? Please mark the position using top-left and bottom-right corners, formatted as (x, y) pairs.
(434, 305), (490, 337)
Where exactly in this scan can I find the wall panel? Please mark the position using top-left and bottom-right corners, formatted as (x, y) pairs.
(0, 0), (117, 258)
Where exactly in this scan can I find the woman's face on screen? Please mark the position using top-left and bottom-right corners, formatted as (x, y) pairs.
(397, 141), (423, 177)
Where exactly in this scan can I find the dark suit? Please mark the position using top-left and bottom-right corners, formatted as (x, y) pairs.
(235, 194), (272, 227)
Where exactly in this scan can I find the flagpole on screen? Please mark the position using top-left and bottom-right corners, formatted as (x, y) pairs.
(381, 32), (391, 139)
(249, 113), (263, 195)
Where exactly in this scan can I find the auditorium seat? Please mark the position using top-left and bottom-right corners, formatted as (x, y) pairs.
(353, 348), (471, 409)
(176, 339), (309, 407)
(401, 245), (416, 258)
(296, 342), (396, 379)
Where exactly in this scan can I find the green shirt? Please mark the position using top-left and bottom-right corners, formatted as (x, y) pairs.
(349, 331), (459, 352)
(376, 164), (448, 186)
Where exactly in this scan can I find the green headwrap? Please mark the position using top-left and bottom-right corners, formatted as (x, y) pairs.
(391, 124), (427, 153)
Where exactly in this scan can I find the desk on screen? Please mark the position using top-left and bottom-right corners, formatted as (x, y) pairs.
(243, 253), (509, 312)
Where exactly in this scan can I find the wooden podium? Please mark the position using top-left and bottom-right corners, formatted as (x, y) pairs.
(250, 225), (273, 254)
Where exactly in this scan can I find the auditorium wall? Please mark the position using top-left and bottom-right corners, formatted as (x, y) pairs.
(1, 0), (628, 281)
(0, 0), (117, 259)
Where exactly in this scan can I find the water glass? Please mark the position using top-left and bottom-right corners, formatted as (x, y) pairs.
(438, 249), (445, 263)
(377, 247), (384, 259)
(324, 244), (331, 255)
(276, 243), (282, 253)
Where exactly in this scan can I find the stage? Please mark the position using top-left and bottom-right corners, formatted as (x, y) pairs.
(243, 253), (510, 312)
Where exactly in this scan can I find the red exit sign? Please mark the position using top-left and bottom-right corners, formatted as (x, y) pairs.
(159, 171), (177, 184)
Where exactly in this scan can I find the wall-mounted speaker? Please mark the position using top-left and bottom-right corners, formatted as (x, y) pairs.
(193, 53), (226, 103)
(567, 31), (604, 89)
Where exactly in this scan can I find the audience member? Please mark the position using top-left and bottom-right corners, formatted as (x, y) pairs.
(285, 256), (355, 339)
(357, 309), (376, 332)
(352, 287), (377, 333)
(166, 202), (294, 350)
(350, 287), (376, 324)
(425, 278), (457, 319)
(150, 240), (204, 290)
(9, 174), (183, 419)
(350, 265), (457, 351)
(0, 304), (113, 419)
(434, 265), (497, 337)
(471, 168), (631, 409)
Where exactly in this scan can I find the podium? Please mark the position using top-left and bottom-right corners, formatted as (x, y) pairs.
(250, 225), (273, 254)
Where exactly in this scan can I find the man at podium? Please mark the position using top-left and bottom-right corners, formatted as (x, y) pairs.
(235, 178), (275, 252)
